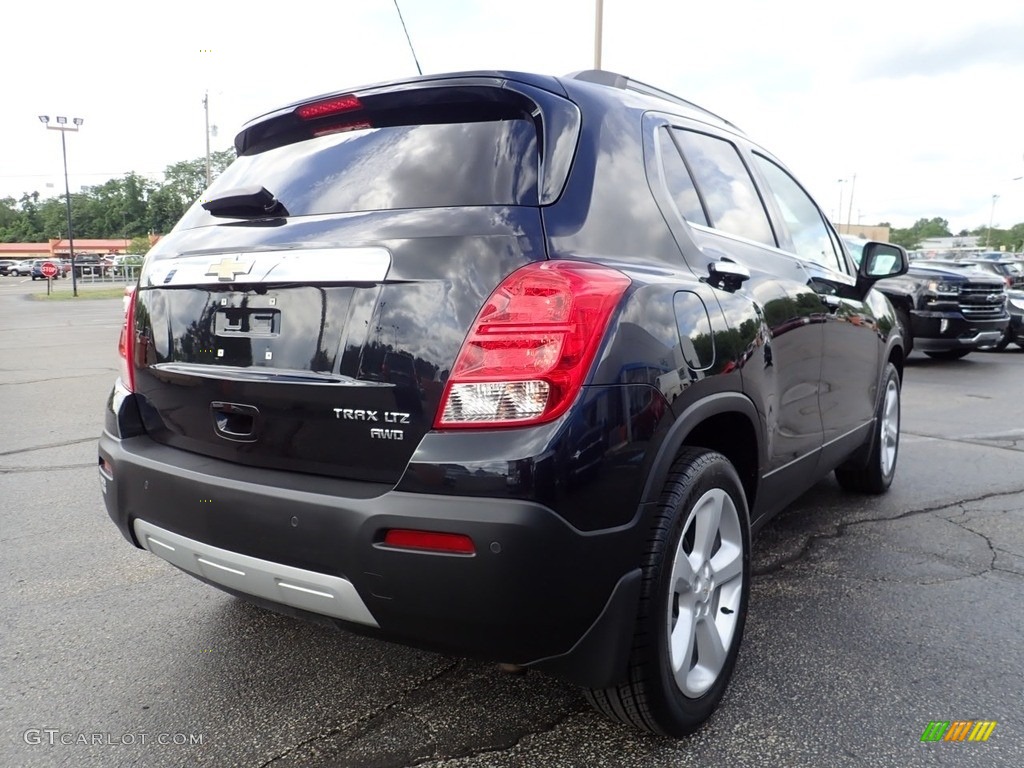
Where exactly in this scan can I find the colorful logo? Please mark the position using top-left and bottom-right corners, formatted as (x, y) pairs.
(920, 721), (997, 742)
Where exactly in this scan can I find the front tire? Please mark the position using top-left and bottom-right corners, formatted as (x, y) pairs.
(895, 307), (913, 356)
(836, 362), (900, 494)
(585, 449), (750, 737)
(924, 349), (971, 360)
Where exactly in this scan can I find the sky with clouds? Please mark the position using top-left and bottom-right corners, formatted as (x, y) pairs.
(3, 0), (1023, 234)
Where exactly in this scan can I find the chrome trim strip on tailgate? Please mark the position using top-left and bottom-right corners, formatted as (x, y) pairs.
(133, 519), (379, 627)
(141, 247), (392, 287)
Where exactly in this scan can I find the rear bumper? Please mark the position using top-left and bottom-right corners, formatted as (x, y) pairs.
(98, 422), (645, 687)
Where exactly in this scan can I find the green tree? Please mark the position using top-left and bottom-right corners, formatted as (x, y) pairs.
(976, 224), (1024, 252)
(888, 217), (953, 250)
(889, 228), (920, 250)
(146, 185), (187, 235)
(146, 149), (235, 234)
(128, 236), (152, 254)
(0, 197), (21, 240)
(36, 193), (99, 240)
(913, 217), (952, 239)
(1, 149), (237, 242)
(79, 173), (155, 240)
(1009, 223), (1024, 252)
(0, 193), (45, 241)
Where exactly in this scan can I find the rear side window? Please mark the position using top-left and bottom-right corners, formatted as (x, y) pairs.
(672, 129), (775, 247)
(182, 118), (539, 224)
(657, 128), (708, 226)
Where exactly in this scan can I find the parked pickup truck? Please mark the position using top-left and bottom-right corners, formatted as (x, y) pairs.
(843, 237), (1009, 360)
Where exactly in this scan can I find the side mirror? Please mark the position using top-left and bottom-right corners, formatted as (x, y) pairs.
(858, 242), (908, 281)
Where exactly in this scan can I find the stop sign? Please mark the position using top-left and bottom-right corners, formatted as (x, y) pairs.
(41, 261), (59, 279)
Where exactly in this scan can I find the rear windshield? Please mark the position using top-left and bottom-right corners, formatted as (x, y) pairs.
(180, 119), (539, 226)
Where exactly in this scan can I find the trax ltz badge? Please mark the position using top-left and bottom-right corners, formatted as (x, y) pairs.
(334, 408), (410, 440)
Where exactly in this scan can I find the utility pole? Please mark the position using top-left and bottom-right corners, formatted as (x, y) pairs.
(203, 91), (211, 187)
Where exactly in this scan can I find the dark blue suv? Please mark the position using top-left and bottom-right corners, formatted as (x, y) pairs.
(99, 69), (908, 737)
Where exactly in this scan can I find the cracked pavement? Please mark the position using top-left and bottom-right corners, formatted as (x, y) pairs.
(2, 280), (1023, 767)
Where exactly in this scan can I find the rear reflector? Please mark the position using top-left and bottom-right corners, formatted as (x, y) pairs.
(382, 529), (476, 555)
(436, 261), (631, 429)
(295, 95), (363, 120)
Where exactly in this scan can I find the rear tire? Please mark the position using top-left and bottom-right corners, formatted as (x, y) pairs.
(584, 448), (749, 737)
(835, 362), (900, 494)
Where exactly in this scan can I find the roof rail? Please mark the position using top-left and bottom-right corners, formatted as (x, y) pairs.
(565, 69), (742, 133)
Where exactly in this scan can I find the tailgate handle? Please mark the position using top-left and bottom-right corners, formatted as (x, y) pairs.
(211, 402), (259, 442)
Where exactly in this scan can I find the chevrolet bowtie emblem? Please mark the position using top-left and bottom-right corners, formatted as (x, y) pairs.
(205, 257), (253, 281)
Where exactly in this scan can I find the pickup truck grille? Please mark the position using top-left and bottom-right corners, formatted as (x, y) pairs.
(960, 282), (1007, 319)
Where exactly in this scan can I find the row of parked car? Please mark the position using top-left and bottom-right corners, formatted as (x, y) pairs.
(0, 254), (143, 279)
(0, 259), (71, 279)
(843, 239), (1023, 355)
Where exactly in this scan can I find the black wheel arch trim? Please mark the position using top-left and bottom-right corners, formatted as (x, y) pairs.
(883, 330), (906, 376)
(639, 392), (763, 510)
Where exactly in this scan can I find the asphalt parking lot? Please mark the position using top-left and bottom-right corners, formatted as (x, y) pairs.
(2, 276), (1022, 767)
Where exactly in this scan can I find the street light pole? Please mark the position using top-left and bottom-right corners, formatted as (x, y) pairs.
(986, 194), (999, 250)
(39, 115), (83, 297)
(1014, 175), (1023, 252)
(594, 0), (604, 70)
(845, 173), (857, 232)
(836, 179), (846, 230)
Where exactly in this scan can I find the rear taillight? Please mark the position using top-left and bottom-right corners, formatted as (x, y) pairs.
(118, 287), (137, 392)
(295, 95), (362, 120)
(435, 261), (631, 429)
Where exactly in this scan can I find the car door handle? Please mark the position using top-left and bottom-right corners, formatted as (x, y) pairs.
(821, 295), (842, 313)
(705, 260), (751, 292)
